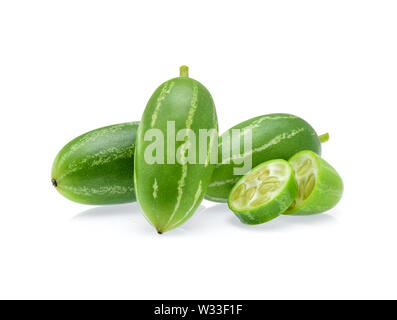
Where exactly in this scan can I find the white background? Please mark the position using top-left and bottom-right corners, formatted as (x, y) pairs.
(0, 0), (396, 300)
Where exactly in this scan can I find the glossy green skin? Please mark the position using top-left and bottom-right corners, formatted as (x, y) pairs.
(52, 122), (138, 205)
(205, 113), (322, 203)
(135, 76), (218, 233)
(228, 160), (298, 225)
(284, 151), (343, 215)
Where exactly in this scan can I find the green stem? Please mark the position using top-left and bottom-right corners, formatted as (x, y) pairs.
(319, 133), (330, 143)
(180, 65), (189, 77)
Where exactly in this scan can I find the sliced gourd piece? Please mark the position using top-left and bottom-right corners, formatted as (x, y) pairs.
(227, 159), (298, 225)
(284, 150), (343, 216)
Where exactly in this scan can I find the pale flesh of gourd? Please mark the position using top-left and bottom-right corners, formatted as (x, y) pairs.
(288, 154), (318, 210)
(230, 161), (290, 210)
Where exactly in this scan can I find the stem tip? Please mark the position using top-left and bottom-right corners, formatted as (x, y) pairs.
(179, 65), (189, 77)
(319, 133), (330, 143)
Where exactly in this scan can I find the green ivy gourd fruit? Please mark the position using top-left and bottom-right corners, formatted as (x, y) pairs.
(284, 150), (343, 215)
(228, 159), (298, 224)
(205, 113), (329, 203)
(134, 66), (218, 234)
(51, 122), (139, 205)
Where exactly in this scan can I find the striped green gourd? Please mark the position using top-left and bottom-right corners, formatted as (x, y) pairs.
(51, 122), (139, 205)
(135, 66), (218, 234)
(205, 113), (329, 203)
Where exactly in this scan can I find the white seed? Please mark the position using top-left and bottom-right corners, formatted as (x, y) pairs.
(245, 187), (256, 201)
(259, 182), (278, 194)
(232, 183), (246, 200)
(258, 169), (271, 181)
(245, 171), (260, 182)
(251, 195), (270, 207)
(261, 176), (279, 184)
(298, 159), (312, 176)
(304, 174), (316, 199)
(298, 180), (305, 199)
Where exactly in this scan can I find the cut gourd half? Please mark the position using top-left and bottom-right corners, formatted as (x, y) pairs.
(284, 150), (343, 216)
(228, 159), (298, 225)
